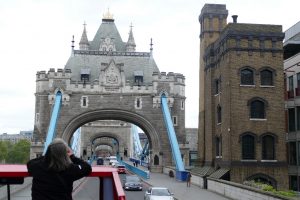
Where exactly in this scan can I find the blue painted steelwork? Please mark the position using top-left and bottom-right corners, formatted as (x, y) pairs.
(43, 91), (62, 155)
(140, 140), (149, 161)
(131, 125), (143, 158)
(71, 128), (81, 157)
(142, 140), (149, 156)
(161, 94), (185, 172)
(121, 160), (150, 179)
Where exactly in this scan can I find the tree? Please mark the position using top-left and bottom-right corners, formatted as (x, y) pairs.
(0, 141), (8, 163)
(6, 140), (30, 164)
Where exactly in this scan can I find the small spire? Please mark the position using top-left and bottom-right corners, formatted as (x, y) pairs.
(71, 35), (75, 56)
(79, 21), (89, 50)
(126, 23), (136, 52)
(150, 38), (153, 52)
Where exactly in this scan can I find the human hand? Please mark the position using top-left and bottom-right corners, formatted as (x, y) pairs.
(67, 147), (73, 156)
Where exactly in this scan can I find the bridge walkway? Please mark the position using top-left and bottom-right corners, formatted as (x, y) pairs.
(122, 159), (229, 200)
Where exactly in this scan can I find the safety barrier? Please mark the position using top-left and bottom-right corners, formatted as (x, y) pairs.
(0, 165), (125, 200)
(121, 160), (149, 179)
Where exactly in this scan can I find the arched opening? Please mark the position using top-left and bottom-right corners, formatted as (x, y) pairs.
(60, 109), (162, 170)
(154, 155), (159, 165)
(246, 173), (277, 189)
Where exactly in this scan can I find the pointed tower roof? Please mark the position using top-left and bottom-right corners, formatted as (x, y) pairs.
(79, 22), (89, 50)
(89, 10), (126, 51)
(126, 23), (136, 52)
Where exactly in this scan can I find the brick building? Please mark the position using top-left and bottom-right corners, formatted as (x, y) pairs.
(198, 4), (288, 189)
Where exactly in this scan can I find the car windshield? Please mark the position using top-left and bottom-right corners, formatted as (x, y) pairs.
(152, 188), (170, 196)
(126, 176), (140, 182)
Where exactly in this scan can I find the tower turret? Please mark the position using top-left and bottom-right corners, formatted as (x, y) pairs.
(79, 22), (89, 50)
(126, 24), (136, 52)
(198, 4), (228, 166)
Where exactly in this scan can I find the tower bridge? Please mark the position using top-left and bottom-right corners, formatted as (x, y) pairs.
(32, 11), (187, 174)
(0, 3), (293, 200)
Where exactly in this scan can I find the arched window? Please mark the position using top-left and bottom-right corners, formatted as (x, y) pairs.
(154, 155), (159, 165)
(241, 69), (254, 85)
(260, 69), (273, 86)
(262, 135), (275, 160)
(249, 99), (266, 119)
(242, 135), (255, 159)
(215, 137), (222, 157)
(247, 173), (277, 189)
(217, 105), (222, 123)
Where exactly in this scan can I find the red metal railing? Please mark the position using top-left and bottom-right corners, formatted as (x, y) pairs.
(0, 165), (126, 200)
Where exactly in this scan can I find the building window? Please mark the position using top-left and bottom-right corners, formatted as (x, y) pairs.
(181, 100), (185, 110)
(289, 176), (298, 191)
(35, 113), (39, 124)
(81, 96), (88, 108)
(289, 76), (294, 92)
(297, 107), (300, 131)
(217, 105), (222, 124)
(215, 78), (221, 94)
(80, 68), (90, 82)
(172, 116), (178, 126)
(135, 76), (143, 85)
(289, 108), (296, 132)
(241, 69), (254, 85)
(216, 137), (222, 157)
(135, 97), (142, 109)
(262, 135), (275, 160)
(298, 142), (300, 166)
(242, 134), (255, 159)
(289, 142), (297, 165)
(134, 71), (144, 86)
(260, 69), (273, 86)
(250, 100), (265, 119)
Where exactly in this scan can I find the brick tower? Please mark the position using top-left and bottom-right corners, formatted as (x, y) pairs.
(198, 4), (288, 189)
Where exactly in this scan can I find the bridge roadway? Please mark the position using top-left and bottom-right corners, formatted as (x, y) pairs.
(5, 162), (229, 200)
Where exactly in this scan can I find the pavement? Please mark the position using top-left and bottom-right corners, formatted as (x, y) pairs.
(144, 172), (229, 200)
(123, 160), (230, 200)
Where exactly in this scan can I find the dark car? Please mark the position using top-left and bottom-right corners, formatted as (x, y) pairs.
(116, 164), (126, 174)
(123, 175), (143, 191)
(96, 157), (104, 165)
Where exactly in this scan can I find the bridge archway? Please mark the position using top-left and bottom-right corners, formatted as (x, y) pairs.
(91, 134), (122, 157)
(61, 109), (161, 168)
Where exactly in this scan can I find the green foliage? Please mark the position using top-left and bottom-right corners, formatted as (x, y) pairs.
(274, 190), (297, 197)
(243, 180), (297, 198)
(0, 141), (8, 162)
(262, 184), (275, 192)
(3, 140), (30, 164)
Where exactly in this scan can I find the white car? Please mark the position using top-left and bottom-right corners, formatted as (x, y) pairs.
(144, 187), (174, 200)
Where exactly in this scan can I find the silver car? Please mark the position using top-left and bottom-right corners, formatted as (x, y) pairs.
(144, 187), (174, 200)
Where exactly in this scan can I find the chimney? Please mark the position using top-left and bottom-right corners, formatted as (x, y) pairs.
(232, 15), (238, 23)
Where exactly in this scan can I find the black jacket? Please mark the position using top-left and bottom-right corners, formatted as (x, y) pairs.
(27, 155), (92, 200)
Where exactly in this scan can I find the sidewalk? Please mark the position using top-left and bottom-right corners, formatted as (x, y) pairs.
(144, 172), (229, 200)
(123, 159), (229, 200)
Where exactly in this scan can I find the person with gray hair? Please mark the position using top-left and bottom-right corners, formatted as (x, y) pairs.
(27, 138), (92, 200)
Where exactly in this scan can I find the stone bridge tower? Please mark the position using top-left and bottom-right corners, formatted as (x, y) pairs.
(32, 11), (186, 172)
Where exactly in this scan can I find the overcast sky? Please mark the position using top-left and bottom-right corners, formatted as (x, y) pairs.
(0, 0), (299, 134)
